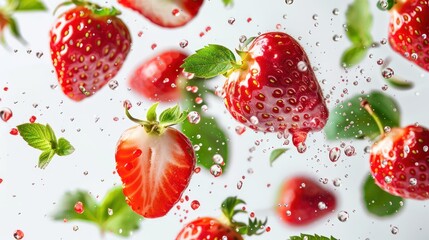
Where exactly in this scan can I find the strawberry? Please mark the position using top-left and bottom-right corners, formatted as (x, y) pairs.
(182, 32), (329, 152)
(387, 0), (429, 71)
(0, 0), (46, 45)
(118, 0), (203, 28)
(129, 50), (188, 102)
(176, 196), (267, 240)
(115, 103), (196, 218)
(369, 125), (429, 200)
(49, 1), (132, 101)
(276, 176), (337, 226)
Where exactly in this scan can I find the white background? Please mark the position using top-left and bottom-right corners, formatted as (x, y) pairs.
(1, 0), (429, 239)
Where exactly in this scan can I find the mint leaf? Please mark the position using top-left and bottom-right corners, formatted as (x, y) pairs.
(159, 104), (180, 124)
(182, 44), (237, 78)
(146, 102), (159, 122)
(12, 0), (47, 11)
(363, 175), (404, 217)
(181, 115), (229, 172)
(17, 123), (55, 151)
(269, 148), (288, 166)
(342, 0), (373, 67)
(341, 45), (368, 67)
(385, 77), (414, 90)
(53, 188), (142, 237)
(222, 0), (233, 7)
(56, 138), (75, 156)
(38, 149), (55, 169)
(98, 187), (142, 237)
(324, 91), (400, 140)
(289, 234), (338, 240)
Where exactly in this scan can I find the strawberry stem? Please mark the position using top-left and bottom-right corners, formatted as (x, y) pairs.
(361, 100), (385, 135)
(54, 0), (121, 16)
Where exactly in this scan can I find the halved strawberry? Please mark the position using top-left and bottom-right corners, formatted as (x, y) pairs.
(118, 0), (203, 28)
(115, 103), (196, 218)
(129, 50), (188, 102)
(49, 1), (132, 101)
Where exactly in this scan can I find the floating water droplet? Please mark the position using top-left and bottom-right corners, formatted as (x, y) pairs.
(239, 35), (247, 43)
(337, 211), (349, 222)
(74, 201), (84, 214)
(378, 0), (389, 9)
(318, 201), (327, 210)
(237, 180), (243, 189)
(296, 142), (307, 153)
(36, 52), (43, 58)
(332, 8), (339, 15)
(187, 111), (201, 124)
(391, 226), (399, 235)
(285, 0), (294, 4)
(0, 107), (13, 122)
(228, 17), (236, 25)
(190, 200), (200, 210)
(411, 53), (418, 60)
(380, 38), (387, 44)
(235, 125), (246, 135)
(210, 164), (222, 177)
(179, 40), (188, 48)
(13, 230), (24, 240)
(73, 225), (79, 231)
(123, 100), (132, 110)
(333, 34), (341, 41)
(312, 14), (318, 20)
(297, 61), (308, 72)
(344, 145), (355, 156)
(382, 68), (395, 79)
(333, 178), (342, 187)
(250, 116), (259, 125)
(108, 80), (119, 90)
(329, 147), (341, 162)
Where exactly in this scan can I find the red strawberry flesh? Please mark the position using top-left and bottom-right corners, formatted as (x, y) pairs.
(176, 217), (243, 240)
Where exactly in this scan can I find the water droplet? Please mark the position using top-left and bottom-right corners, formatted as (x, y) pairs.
(384, 126), (391, 133)
(297, 61), (308, 71)
(0, 107), (13, 122)
(333, 34), (341, 41)
(151, 43), (157, 50)
(237, 180), (243, 190)
(123, 100), (132, 110)
(409, 178), (417, 186)
(172, 8), (180, 16)
(14, 230), (24, 240)
(318, 201), (327, 210)
(106, 19), (112, 24)
(423, 145), (428, 152)
(332, 8), (339, 15)
(380, 38), (387, 44)
(29, 115), (36, 123)
(36, 52), (43, 58)
(329, 147), (341, 162)
(250, 116), (259, 125)
(344, 145), (355, 156)
(79, 85), (90, 96)
(108, 208), (113, 215)
(285, 0), (294, 4)
(382, 68), (395, 79)
(190, 200), (200, 210)
(187, 111), (201, 124)
(337, 211), (349, 222)
(391, 226), (399, 234)
(378, 0), (389, 9)
(312, 14), (318, 20)
(286, 210), (292, 216)
(297, 142), (307, 153)
(239, 35), (247, 43)
(228, 17), (236, 25)
(235, 125), (246, 135)
(333, 178), (342, 187)
(384, 176), (392, 184)
(411, 53), (418, 60)
(74, 201), (84, 214)
(179, 40), (188, 48)
(212, 154), (224, 165)
(73, 225), (79, 231)
(108, 80), (119, 90)
(210, 164), (222, 177)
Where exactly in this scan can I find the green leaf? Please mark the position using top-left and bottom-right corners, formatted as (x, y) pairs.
(289, 234), (338, 240)
(181, 44), (237, 78)
(97, 187), (142, 237)
(341, 45), (368, 67)
(269, 148), (288, 166)
(146, 102), (159, 122)
(345, 0), (373, 46)
(324, 91), (400, 141)
(38, 149), (55, 169)
(12, 0), (47, 11)
(7, 17), (25, 44)
(159, 104), (181, 124)
(363, 175), (404, 217)
(222, 0), (233, 7)
(385, 77), (414, 90)
(17, 123), (55, 151)
(221, 196), (246, 221)
(181, 114), (229, 172)
(52, 190), (99, 223)
(56, 137), (75, 156)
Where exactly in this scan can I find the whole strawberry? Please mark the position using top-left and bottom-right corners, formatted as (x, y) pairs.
(370, 125), (429, 200)
(49, 1), (132, 101)
(176, 196), (267, 240)
(182, 32), (329, 152)
(116, 103), (196, 218)
(387, 0), (429, 71)
(118, 0), (203, 28)
(129, 50), (187, 102)
(276, 176), (337, 226)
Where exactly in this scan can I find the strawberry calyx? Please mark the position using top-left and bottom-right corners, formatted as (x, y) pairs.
(124, 102), (188, 135)
(54, 0), (121, 17)
(220, 196), (268, 236)
(360, 100), (385, 137)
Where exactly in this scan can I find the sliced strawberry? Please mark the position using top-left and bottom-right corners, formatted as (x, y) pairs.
(129, 50), (188, 102)
(118, 0), (203, 28)
(115, 104), (195, 218)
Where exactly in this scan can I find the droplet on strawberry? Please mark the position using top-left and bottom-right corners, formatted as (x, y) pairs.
(49, 2), (132, 101)
(370, 125), (429, 200)
(182, 32), (329, 152)
(276, 176), (337, 226)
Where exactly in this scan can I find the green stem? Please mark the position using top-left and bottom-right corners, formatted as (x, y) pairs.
(124, 107), (149, 126)
(361, 100), (385, 135)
